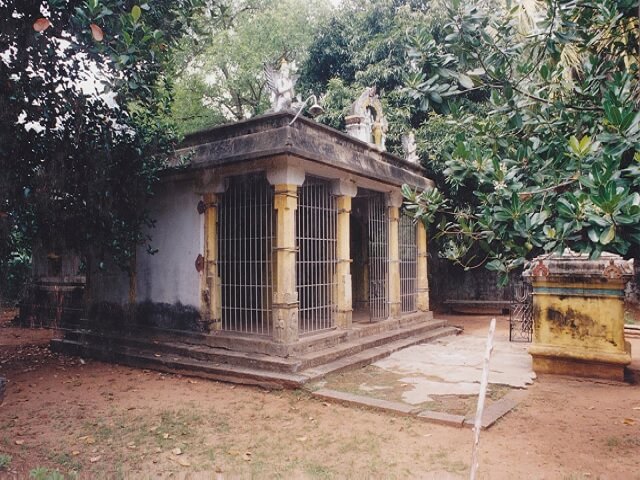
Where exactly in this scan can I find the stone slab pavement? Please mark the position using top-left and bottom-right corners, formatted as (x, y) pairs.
(311, 315), (533, 428)
(374, 327), (535, 405)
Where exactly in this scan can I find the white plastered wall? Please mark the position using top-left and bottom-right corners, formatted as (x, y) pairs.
(135, 177), (203, 307)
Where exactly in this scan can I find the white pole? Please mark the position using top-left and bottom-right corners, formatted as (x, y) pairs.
(470, 317), (496, 480)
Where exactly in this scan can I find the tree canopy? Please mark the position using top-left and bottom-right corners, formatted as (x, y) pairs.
(299, 0), (639, 282)
(0, 0), (207, 292)
(170, 0), (333, 135)
(402, 0), (640, 282)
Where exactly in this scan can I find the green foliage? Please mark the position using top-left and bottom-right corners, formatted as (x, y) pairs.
(171, 0), (332, 134)
(403, 0), (640, 280)
(0, 0), (205, 283)
(30, 467), (65, 480)
(298, 0), (465, 155)
(0, 454), (12, 469)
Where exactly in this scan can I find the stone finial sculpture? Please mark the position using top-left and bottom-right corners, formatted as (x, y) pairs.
(402, 131), (419, 164)
(345, 87), (388, 151)
(264, 59), (298, 113)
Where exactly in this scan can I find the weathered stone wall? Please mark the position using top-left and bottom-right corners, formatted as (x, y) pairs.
(625, 257), (639, 305)
(428, 249), (639, 310)
(427, 252), (510, 310)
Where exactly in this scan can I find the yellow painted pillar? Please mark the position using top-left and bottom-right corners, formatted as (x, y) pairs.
(388, 205), (401, 318)
(416, 220), (430, 312)
(272, 183), (299, 343)
(333, 179), (357, 329)
(336, 197), (353, 329)
(267, 165), (305, 344)
(202, 193), (222, 330)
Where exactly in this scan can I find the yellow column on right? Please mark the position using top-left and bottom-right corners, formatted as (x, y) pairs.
(333, 179), (357, 330)
(387, 191), (404, 318)
(416, 220), (430, 312)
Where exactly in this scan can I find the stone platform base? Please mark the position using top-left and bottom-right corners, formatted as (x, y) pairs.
(51, 315), (458, 389)
(532, 356), (627, 382)
(530, 342), (632, 382)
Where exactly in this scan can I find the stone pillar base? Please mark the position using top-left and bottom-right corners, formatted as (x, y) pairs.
(529, 343), (631, 382)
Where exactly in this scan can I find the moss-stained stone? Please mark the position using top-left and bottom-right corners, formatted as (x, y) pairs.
(524, 250), (634, 381)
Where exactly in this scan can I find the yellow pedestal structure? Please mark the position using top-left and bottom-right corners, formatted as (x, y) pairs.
(524, 251), (634, 381)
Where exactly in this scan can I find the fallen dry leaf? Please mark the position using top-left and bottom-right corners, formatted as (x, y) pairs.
(172, 447), (183, 455)
(623, 418), (636, 426)
(90, 455), (101, 463)
(14, 440), (24, 445)
(85, 436), (96, 445)
(71, 450), (80, 456)
(33, 18), (51, 32)
(89, 23), (104, 42)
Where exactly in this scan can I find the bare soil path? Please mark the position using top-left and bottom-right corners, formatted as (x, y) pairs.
(0, 314), (639, 479)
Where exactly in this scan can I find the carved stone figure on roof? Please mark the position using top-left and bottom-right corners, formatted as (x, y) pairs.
(264, 59), (299, 113)
(345, 87), (388, 151)
(402, 131), (419, 164)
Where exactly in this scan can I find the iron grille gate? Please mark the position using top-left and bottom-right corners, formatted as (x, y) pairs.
(218, 175), (274, 335)
(510, 281), (533, 342)
(296, 178), (337, 334)
(368, 193), (389, 321)
(399, 213), (418, 313)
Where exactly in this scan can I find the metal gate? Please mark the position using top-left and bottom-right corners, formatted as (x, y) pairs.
(368, 193), (389, 321)
(218, 175), (274, 335)
(510, 281), (533, 342)
(296, 177), (337, 334)
(399, 213), (417, 314)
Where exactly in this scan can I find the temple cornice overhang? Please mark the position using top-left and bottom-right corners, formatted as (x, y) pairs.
(169, 111), (434, 191)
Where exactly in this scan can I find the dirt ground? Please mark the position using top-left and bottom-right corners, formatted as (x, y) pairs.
(1, 313), (639, 480)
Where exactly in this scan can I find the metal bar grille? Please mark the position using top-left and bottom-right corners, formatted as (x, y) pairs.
(510, 282), (533, 342)
(296, 177), (337, 334)
(218, 175), (273, 335)
(399, 212), (418, 313)
(368, 193), (389, 321)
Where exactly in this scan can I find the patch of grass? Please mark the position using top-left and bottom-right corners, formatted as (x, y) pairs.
(624, 310), (637, 325)
(303, 462), (336, 479)
(606, 436), (620, 448)
(29, 467), (66, 480)
(47, 452), (82, 473)
(428, 449), (467, 473)
(0, 453), (12, 469)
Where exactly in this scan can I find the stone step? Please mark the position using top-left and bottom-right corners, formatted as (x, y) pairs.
(50, 338), (307, 389)
(62, 329), (302, 373)
(298, 319), (449, 370)
(59, 316), (446, 374)
(303, 326), (458, 381)
(51, 324), (458, 389)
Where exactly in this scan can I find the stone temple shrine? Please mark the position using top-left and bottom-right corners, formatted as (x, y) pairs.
(50, 79), (454, 386)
